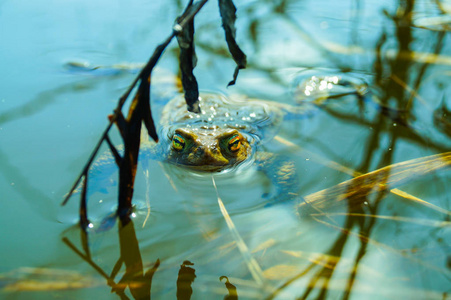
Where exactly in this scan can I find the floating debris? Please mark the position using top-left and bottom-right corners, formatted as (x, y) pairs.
(292, 69), (369, 104)
(0, 267), (102, 292)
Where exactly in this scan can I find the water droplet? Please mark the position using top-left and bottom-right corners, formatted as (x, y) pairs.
(332, 76), (339, 84)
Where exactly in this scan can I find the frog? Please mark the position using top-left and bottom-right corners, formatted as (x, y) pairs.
(87, 91), (307, 212)
(152, 92), (286, 172)
(71, 64), (369, 216)
(138, 92), (305, 204)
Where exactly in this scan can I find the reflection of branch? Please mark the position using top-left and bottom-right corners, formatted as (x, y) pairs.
(320, 105), (451, 153)
(434, 98), (451, 138)
(405, 31), (445, 110)
(63, 219), (160, 299)
(298, 145), (449, 298)
(116, 219), (160, 299)
(176, 261), (196, 300)
(341, 7), (444, 297)
(341, 189), (385, 300)
(62, 237), (129, 299)
(220, 276), (238, 300)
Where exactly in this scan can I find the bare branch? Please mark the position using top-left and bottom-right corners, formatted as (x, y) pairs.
(62, 0), (211, 208)
(105, 134), (122, 166)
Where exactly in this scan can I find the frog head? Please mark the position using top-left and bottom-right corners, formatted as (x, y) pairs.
(166, 127), (252, 172)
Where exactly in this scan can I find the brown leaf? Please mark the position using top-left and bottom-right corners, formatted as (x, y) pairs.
(218, 0), (247, 86)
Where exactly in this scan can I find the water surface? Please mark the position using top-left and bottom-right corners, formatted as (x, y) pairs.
(1, 0), (450, 299)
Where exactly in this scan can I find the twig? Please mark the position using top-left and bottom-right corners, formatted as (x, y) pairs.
(62, 0), (210, 207)
(62, 122), (114, 205)
(62, 237), (129, 299)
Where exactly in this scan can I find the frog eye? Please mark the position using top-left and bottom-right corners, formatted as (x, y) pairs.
(227, 134), (241, 152)
(172, 133), (185, 151)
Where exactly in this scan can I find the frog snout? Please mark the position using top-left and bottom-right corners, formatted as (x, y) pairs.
(194, 145), (218, 155)
(195, 145), (228, 165)
(193, 146), (206, 156)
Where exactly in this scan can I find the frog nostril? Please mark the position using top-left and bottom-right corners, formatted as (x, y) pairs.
(196, 146), (204, 155)
(211, 146), (219, 153)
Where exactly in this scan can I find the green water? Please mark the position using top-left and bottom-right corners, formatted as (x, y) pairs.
(1, 0), (450, 299)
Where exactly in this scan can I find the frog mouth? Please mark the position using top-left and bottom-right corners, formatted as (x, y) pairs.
(175, 156), (254, 173)
(179, 163), (229, 172)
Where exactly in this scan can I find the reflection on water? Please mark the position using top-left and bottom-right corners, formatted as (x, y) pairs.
(177, 261), (196, 300)
(62, 219), (241, 299)
(1, 0), (451, 299)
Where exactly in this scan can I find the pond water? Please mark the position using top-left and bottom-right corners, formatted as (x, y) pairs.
(1, 0), (450, 299)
